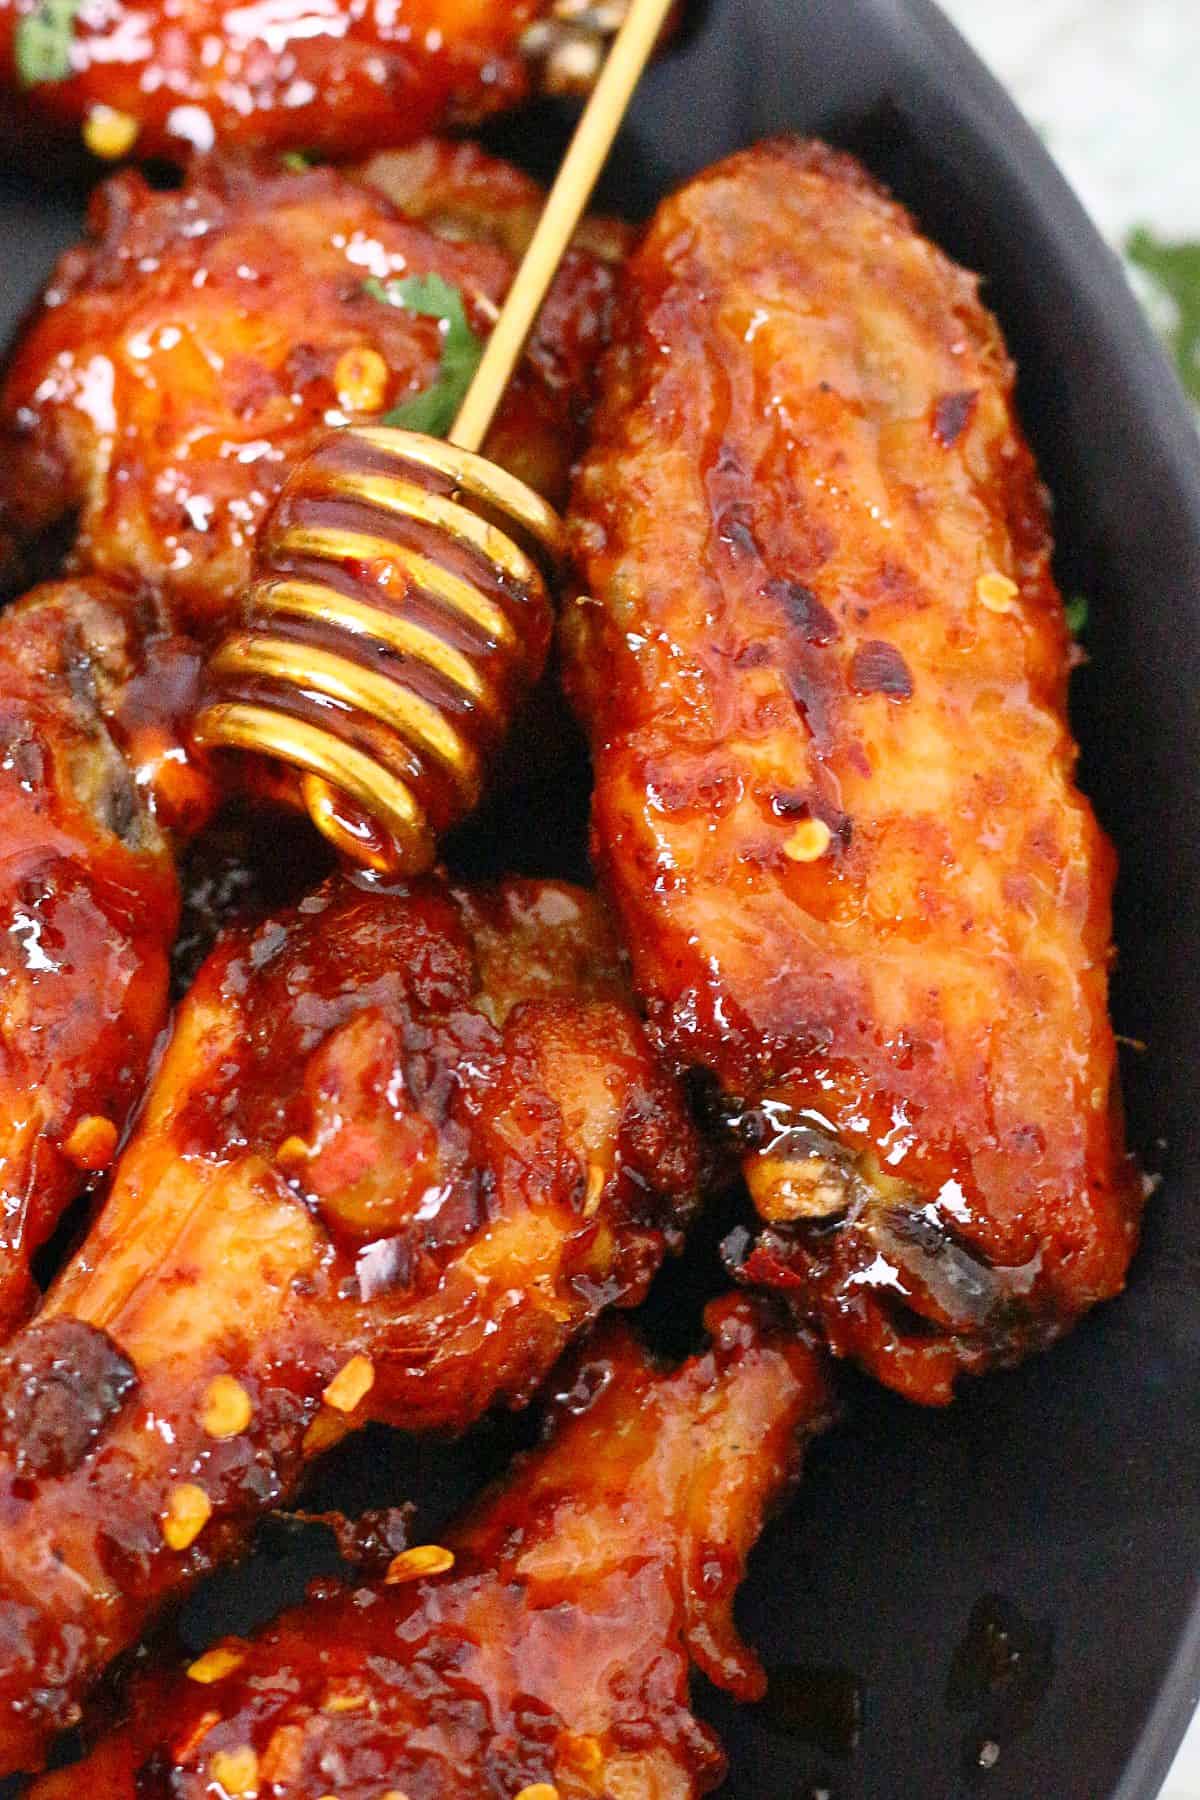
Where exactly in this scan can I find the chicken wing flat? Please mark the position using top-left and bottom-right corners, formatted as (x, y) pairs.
(30, 1294), (832, 1800)
(0, 143), (629, 638)
(1, 0), (633, 164)
(0, 576), (211, 1336)
(0, 871), (701, 1773)
(563, 138), (1141, 1406)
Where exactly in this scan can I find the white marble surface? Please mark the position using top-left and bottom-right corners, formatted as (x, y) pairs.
(936, 9), (1200, 1793)
(941, 0), (1199, 243)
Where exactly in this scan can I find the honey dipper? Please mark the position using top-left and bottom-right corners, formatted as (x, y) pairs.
(191, 0), (674, 873)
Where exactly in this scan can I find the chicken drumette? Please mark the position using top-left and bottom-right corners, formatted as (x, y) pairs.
(0, 141), (629, 638)
(0, 871), (701, 1774)
(0, 135), (628, 1353)
(0, 576), (214, 1336)
(30, 1294), (832, 1800)
(2, 0), (637, 165)
(563, 137), (1142, 1405)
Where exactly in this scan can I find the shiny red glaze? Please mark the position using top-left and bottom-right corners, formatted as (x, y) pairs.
(0, 576), (208, 1337)
(1, 0), (553, 162)
(31, 1296), (833, 1799)
(0, 142), (630, 639)
(0, 872), (702, 1775)
(563, 138), (1142, 1405)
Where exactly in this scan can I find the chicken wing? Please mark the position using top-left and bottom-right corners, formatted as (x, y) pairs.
(29, 1294), (832, 1800)
(0, 575), (213, 1336)
(1, 0), (634, 165)
(0, 143), (629, 638)
(0, 871), (701, 1774)
(563, 138), (1141, 1406)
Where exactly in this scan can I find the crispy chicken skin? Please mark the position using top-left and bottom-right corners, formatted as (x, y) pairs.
(0, 576), (211, 1337)
(0, 143), (629, 637)
(30, 1295), (832, 1800)
(1, 0), (626, 164)
(360, 135), (634, 267)
(563, 138), (1141, 1405)
(0, 872), (701, 1774)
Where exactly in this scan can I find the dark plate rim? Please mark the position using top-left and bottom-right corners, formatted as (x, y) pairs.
(0, 2), (1197, 1794)
(876, 5), (1200, 1794)
(891, 0), (1200, 498)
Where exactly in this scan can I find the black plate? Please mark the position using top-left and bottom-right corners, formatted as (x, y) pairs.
(3, 2), (1200, 1796)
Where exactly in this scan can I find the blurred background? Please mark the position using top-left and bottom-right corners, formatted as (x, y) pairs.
(942, 6), (1200, 1793)
(943, 0), (1200, 427)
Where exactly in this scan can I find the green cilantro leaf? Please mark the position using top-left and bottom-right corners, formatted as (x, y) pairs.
(1064, 594), (1088, 638)
(280, 150), (316, 172)
(15, 0), (83, 85)
(363, 273), (484, 439)
(1127, 227), (1200, 406)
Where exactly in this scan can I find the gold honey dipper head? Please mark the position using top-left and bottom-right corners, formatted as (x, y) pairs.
(193, 430), (563, 873)
(192, 0), (675, 875)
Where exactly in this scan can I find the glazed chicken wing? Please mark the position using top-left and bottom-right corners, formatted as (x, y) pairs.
(0, 576), (211, 1336)
(0, 871), (701, 1774)
(1, 0), (632, 164)
(563, 138), (1141, 1405)
(0, 142), (629, 638)
(30, 1294), (832, 1800)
